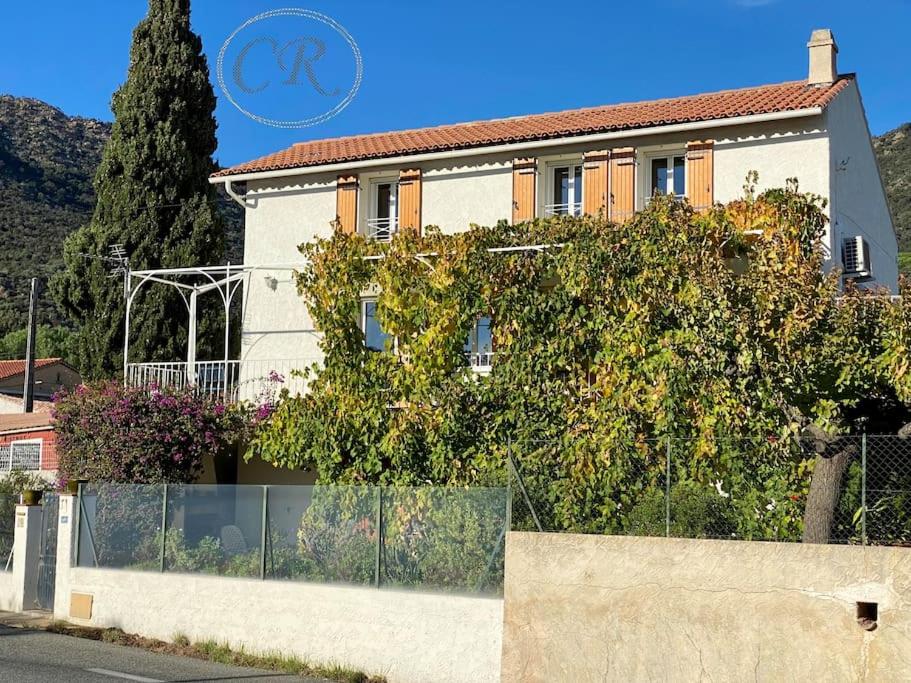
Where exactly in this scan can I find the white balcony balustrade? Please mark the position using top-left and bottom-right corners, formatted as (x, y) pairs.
(126, 358), (320, 403)
(543, 202), (582, 217)
(465, 351), (495, 373)
(366, 217), (397, 242)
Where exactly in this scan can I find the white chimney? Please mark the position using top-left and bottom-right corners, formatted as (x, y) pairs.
(807, 29), (838, 85)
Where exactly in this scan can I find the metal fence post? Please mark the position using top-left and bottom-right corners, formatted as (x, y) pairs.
(159, 484), (168, 573)
(74, 483), (82, 567)
(665, 438), (672, 538)
(374, 487), (383, 589)
(861, 433), (867, 546)
(259, 485), (269, 580)
(506, 436), (543, 532)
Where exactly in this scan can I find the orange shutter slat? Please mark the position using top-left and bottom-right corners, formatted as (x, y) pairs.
(398, 168), (422, 235)
(685, 141), (714, 211)
(609, 147), (636, 222)
(335, 174), (359, 234)
(512, 158), (537, 224)
(582, 150), (609, 217)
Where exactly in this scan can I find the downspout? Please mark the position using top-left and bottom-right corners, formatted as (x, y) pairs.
(223, 180), (250, 208)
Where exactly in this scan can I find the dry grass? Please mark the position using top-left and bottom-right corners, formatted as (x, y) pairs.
(46, 621), (385, 683)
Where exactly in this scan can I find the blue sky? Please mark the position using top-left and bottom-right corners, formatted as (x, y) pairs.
(2, 0), (909, 167)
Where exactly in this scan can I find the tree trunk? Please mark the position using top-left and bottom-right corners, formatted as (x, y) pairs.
(802, 445), (856, 544)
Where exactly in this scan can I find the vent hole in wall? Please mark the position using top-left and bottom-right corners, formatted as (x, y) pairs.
(856, 602), (878, 631)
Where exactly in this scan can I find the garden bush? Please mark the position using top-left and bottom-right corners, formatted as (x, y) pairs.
(55, 381), (250, 484)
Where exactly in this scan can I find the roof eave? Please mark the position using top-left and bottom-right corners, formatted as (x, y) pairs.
(210, 106), (825, 185)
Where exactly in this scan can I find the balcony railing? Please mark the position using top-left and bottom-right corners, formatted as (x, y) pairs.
(126, 358), (320, 403)
(544, 202), (582, 217)
(366, 217), (397, 242)
(465, 351), (495, 372)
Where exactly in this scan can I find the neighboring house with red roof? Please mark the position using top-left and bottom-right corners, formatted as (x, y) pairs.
(0, 412), (58, 477)
(127, 31), (897, 404)
(0, 359), (81, 414)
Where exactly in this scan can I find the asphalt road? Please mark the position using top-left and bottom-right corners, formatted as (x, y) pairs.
(0, 624), (328, 683)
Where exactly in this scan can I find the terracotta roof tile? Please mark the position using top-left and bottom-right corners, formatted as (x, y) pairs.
(0, 412), (54, 434)
(0, 359), (63, 381)
(214, 77), (853, 178)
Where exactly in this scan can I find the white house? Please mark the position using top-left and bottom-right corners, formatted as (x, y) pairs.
(126, 29), (896, 405)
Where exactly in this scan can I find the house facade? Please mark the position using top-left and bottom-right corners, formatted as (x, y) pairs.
(0, 359), (81, 414)
(197, 30), (895, 386)
(0, 413), (59, 480)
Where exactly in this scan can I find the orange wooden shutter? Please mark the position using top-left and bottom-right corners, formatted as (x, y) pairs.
(582, 150), (609, 216)
(398, 168), (422, 235)
(685, 141), (714, 211)
(512, 158), (536, 224)
(609, 147), (636, 222)
(335, 174), (358, 234)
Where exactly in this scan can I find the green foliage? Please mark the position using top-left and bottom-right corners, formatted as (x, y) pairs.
(626, 481), (739, 539)
(899, 252), (911, 277)
(248, 181), (911, 537)
(0, 325), (75, 361)
(51, 0), (225, 378)
(0, 96), (110, 339)
(54, 381), (250, 484)
(0, 471), (52, 566)
(874, 123), (911, 251)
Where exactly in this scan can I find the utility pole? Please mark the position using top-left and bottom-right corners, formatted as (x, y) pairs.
(22, 278), (39, 413)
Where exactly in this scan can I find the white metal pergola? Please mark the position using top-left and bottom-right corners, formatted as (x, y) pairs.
(123, 263), (306, 385)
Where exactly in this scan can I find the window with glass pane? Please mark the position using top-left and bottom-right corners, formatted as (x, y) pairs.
(547, 164), (582, 216)
(650, 159), (668, 198)
(649, 153), (686, 199)
(367, 180), (397, 241)
(464, 316), (494, 368)
(673, 156), (686, 197)
(362, 300), (390, 351)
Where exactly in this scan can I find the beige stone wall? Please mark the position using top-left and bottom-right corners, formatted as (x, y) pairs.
(502, 532), (911, 682)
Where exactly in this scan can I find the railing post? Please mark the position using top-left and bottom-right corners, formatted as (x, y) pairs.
(259, 485), (269, 580)
(159, 484), (168, 572)
(374, 487), (383, 589)
(861, 433), (867, 546)
(665, 438), (672, 538)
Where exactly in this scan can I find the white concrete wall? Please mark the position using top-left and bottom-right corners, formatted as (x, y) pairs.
(59, 566), (502, 683)
(826, 81), (899, 290)
(0, 570), (16, 611)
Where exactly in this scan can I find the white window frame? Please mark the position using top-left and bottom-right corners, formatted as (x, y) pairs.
(360, 298), (396, 352)
(543, 160), (584, 217)
(644, 151), (686, 204)
(365, 177), (399, 242)
(5, 439), (42, 472)
(465, 316), (495, 373)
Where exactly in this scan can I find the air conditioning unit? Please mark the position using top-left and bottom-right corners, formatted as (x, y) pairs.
(841, 236), (871, 279)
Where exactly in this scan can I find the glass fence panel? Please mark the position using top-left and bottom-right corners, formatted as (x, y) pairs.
(266, 485), (376, 586)
(381, 487), (510, 595)
(165, 485), (265, 577)
(77, 484), (164, 569)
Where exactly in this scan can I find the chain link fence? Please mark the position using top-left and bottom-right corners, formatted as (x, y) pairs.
(507, 435), (911, 546)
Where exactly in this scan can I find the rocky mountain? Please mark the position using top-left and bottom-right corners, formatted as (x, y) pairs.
(0, 96), (110, 336)
(873, 123), (911, 273)
(0, 95), (242, 338)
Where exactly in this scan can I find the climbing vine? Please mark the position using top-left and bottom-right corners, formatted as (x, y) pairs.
(248, 178), (911, 538)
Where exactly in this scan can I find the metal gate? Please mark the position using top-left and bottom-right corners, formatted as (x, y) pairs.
(36, 493), (58, 610)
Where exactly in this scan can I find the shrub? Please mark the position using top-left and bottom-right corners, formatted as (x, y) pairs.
(54, 381), (250, 484)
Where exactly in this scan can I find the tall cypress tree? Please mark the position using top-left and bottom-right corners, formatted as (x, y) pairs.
(52, 0), (223, 378)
